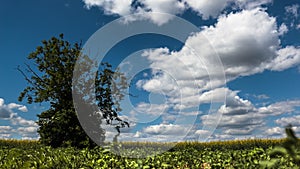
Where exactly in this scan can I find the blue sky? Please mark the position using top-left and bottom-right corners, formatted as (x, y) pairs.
(1, 0), (300, 142)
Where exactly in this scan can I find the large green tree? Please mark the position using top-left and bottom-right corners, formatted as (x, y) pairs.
(18, 34), (129, 148)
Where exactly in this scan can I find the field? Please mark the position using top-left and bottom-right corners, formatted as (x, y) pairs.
(0, 138), (299, 168)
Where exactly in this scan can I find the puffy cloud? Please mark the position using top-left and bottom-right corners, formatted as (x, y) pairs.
(253, 94), (270, 100)
(0, 98), (28, 119)
(223, 128), (254, 135)
(7, 103), (28, 112)
(195, 129), (211, 136)
(10, 116), (38, 127)
(235, 0), (273, 9)
(0, 98), (38, 140)
(202, 97), (300, 138)
(183, 0), (230, 19)
(17, 126), (39, 140)
(264, 127), (283, 136)
(143, 124), (188, 135)
(138, 0), (186, 25)
(83, 0), (132, 16)
(0, 134), (11, 139)
(130, 124), (193, 142)
(138, 8), (284, 111)
(82, 1), (300, 141)
(0, 126), (12, 134)
(275, 115), (300, 127)
(17, 127), (38, 133)
(201, 8), (278, 76)
(258, 100), (300, 116)
(278, 23), (288, 35)
(129, 9), (300, 141)
(128, 102), (169, 123)
(267, 46), (300, 71)
(285, 4), (299, 18)
(183, 0), (272, 20)
(82, 0), (273, 24)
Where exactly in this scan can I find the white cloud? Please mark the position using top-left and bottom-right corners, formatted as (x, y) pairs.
(17, 127), (38, 133)
(285, 4), (299, 18)
(0, 98), (3, 106)
(195, 129), (211, 136)
(139, 8), (284, 111)
(258, 100), (300, 116)
(83, 0), (132, 16)
(0, 98), (38, 140)
(223, 128), (254, 135)
(264, 127), (283, 136)
(267, 46), (300, 71)
(8, 103), (28, 112)
(10, 116), (38, 127)
(143, 124), (187, 135)
(128, 102), (169, 123)
(235, 0), (273, 9)
(0, 134), (11, 139)
(253, 94), (270, 100)
(275, 115), (300, 127)
(139, 0), (186, 25)
(183, 0), (230, 19)
(200, 90), (300, 138)
(0, 126), (12, 133)
(278, 23), (288, 35)
(82, 0), (273, 25)
(0, 98), (28, 118)
(183, 0), (272, 20)
(130, 9), (300, 141)
(81, 1), (300, 141)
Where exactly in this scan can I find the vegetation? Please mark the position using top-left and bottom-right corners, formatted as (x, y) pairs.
(17, 34), (129, 148)
(0, 137), (299, 168)
(11, 35), (300, 168)
(260, 124), (300, 168)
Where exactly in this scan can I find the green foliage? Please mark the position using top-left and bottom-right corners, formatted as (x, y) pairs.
(260, 124), (300, 168)
(1, 138), (300, 168)
(17, 34), (129, 148)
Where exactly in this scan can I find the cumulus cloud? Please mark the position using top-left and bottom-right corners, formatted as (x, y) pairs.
(0, 98), (28, 119)
(267, 46), (300, 71)
(264, 126), (283, 136)
(285, 4), (299, 18)
(0, 98), (38, 140)
(143, 124), (187, 135)
(129, 124), (193, 142)
(82, 0), (273, 25)
(275, 115), (300, 127)
(83, 0), (132, 16)
(125, 8), (300, 141)
(201, 96), (300, 139)
(278, 23), (288, 35)
(258, 100), (300, 116)
(82, 1), (300, 141)
(184, 0), (272, 19)
(183, 0), (230, 19)
(284, 4), (300, 29)
(138, 8), (288, 111)
(128, 102), (169, 123)
(0, 126), (12, 133)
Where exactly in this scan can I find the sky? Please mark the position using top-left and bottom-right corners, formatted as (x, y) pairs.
(0, 0), (300, 142)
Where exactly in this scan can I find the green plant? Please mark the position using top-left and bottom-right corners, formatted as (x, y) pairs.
(260, 124), (300, 168)
(17, 34), (129, 148)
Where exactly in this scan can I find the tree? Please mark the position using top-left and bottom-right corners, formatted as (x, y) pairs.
(18, 34), (129, 148)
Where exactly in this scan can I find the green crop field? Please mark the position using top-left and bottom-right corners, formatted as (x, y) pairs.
(1, 138), (300, 169)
